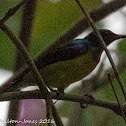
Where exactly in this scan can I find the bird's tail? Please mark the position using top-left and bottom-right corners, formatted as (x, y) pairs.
(0, 65), (30, 93)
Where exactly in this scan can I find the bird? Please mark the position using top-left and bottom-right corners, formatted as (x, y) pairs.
(2, 29), (126, 93)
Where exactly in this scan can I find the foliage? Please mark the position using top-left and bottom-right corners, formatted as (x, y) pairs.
(1, 0), (126, 126)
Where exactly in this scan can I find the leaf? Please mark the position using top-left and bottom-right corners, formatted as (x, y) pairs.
(0, 0), (22, 70)
(118, 39), (126, 53)
(30, 0), (102, 57)
(0, 0), (102, 69)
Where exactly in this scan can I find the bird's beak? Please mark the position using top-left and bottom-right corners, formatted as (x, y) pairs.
(116, 34), (126, 39)
(111, 34), (126, 42)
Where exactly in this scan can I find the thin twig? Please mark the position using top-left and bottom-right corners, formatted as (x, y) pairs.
(0, 23), (63, 126)
(1, 0), (126, 94)
(0, 24), (53, 123)
(0, 0), (61, 120)
(0, 24), (48, 95)
(46, 94), (52, 126)
(0, 90), (125, 117)
(0, 0), (26, 24)
(7, 0), (37, 125)
(15, 0), (36, 69)
(75, 0), (126, 101)
(108, 73), (126, 122)
(52, 103), (64, 126)
(51, 0), (126, 48)
(0, 65), (29, 94)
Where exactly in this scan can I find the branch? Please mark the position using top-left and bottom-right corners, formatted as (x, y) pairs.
(7, 0), (37, 125)
(108, 73), (126, 121)
(0, 3), (63, 124)
(0, 24), (59, 124)
(0, 90), (125, 117)
(0, 24), (49, 94)
(1, 0), (126, 94)
(51, 0), (126, 48)
(15, 0), (36, 69)
(75, 0), (126, 101)
(0, 0), (26, 24)
(1, 0), (125, 48)
(52, 104), (64, 126)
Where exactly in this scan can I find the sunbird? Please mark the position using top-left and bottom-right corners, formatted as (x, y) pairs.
(4, 29), (126, 92)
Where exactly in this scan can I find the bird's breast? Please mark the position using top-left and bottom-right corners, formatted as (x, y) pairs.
(40, 51), (98, 90)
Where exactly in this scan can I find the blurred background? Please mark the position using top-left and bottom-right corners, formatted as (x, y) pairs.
(0, 0), (126, 125)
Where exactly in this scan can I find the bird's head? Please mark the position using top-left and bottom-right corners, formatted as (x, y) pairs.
(86, 29), (126, 51)
(85, 29), (126, 60)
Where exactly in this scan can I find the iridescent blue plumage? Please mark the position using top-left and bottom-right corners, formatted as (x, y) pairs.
(35, 39), (89, 69)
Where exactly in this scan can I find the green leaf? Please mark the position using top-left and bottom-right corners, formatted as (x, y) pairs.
(118, 39), (126, 52)
(0, 0), (22, 70)
(30, 0), (102, 57)
(0, 0), (102, 69)
(0, 30), (15, 69)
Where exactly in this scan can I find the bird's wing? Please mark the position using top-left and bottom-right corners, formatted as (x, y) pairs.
(35, 39), (89, 69)
(4, 40), (88, 92)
